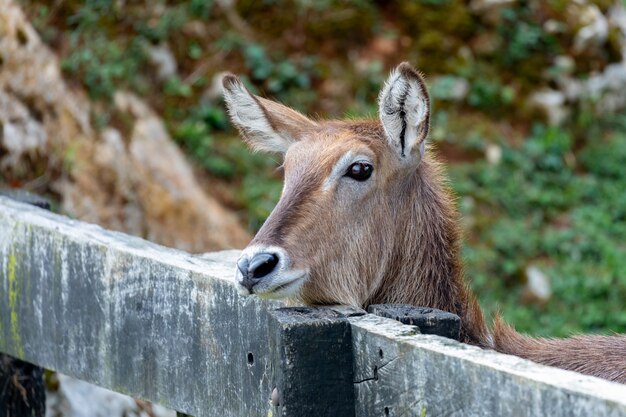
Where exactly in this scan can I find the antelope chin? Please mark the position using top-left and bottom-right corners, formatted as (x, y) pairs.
(255, 270), (308, 299)
(236, 270), (308, 299)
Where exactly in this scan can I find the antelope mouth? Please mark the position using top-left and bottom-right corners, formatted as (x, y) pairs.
(253, 270), (308, 299)
(235, 267), (308, 299)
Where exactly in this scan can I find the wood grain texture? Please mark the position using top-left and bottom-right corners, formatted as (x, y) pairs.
(1, 196), (626, 417)
(269, 307), (355, 417)
(349, 314), (626, 417)
(367, 304), (461, 341)
(0, 196), (281, 417)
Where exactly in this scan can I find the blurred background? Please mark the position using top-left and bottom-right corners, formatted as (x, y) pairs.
(3, 0), (626, 336)
(1, 0), (626, 413)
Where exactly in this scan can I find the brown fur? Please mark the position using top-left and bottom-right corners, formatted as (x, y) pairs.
(494, 317), (626, 382)
(224, 70), (626, 384)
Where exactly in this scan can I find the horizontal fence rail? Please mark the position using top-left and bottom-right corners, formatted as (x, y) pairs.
(1, 196), (626, 417)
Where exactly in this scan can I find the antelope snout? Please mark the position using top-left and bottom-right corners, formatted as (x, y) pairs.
(237, 252), (280, 291)
(235, 246), (308, 298)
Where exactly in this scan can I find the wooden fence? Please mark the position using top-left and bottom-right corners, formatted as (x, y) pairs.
(1, 196), (625, 417)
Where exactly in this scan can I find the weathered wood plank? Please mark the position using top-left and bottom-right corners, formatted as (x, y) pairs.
(0, 190), (48, 417)
(367, 304), (461, 340)
(2, 196), (626, 417)
(268, 307), (355, 417)
(0, 189), (50, 210)
(0, 196), (283, 417)
(349, 314), (626, 417)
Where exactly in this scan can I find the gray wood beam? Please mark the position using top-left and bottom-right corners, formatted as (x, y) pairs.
(1, 196), (626, 417)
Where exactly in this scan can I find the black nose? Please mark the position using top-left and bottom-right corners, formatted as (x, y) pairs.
(237, 252), (280, 291)
(249, 253), (279, 278)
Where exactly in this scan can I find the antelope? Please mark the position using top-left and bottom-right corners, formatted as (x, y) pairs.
(223, 62), (626, 384)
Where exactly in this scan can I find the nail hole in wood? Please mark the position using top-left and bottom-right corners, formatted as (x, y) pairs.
(378, 348), (384, 359)
(384, 406), (390, 416)
(247, 352), (254, 365)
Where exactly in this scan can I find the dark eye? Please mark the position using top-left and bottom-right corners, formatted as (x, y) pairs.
(346, 162), (373, 181)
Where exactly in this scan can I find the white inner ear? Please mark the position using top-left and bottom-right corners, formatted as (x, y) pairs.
(379, 70), (428, 159)
(223, 81), (292, 153)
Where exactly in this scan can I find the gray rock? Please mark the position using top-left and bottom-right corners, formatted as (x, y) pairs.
(431, 75), (469, 102)
(0, 91), (47, 170)
(0, 0), (250, 252)
(529, 89), (569, 125)
(573, 2), (609, 53)
(147, 44), (178, 81)
(525, 265), (552, 302)
(46, 374), (176, 417)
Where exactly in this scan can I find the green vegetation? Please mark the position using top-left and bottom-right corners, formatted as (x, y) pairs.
(451, 127), (626, 336)
(17, 0), (626, 337)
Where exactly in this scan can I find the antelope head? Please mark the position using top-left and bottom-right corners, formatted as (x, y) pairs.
(226, 64), (626, 371)
(224, 63), (446, 308)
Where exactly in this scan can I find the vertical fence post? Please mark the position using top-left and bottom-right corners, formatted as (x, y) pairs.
(0, 190), (49, 417)
(267, 307), (359, 417)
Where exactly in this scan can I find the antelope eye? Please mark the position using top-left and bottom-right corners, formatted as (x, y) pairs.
(346, 162), (373, 181)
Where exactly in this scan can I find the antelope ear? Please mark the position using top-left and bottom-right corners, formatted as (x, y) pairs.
(222, 74), (316, 153)
(378, 62), (430, 164)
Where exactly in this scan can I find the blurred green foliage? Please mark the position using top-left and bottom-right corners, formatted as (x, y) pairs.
(451, 128), (626, 336)
(18, 0), (626, 336)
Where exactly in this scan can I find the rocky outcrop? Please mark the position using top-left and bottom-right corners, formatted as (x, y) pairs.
(529, 1), (626, 125)
(0, 0), (250, 252)
(46, 374), (176, 417)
